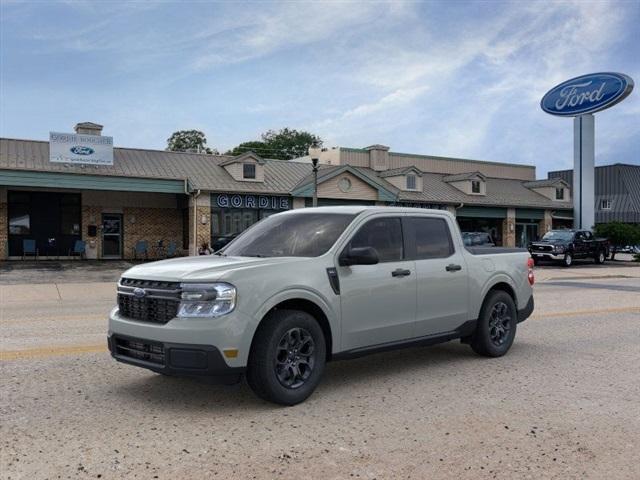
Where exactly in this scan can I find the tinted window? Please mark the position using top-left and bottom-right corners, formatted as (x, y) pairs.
(222, 212), (355, 257)
(409, 217), (453, 259)
(350, 217), (403, 263)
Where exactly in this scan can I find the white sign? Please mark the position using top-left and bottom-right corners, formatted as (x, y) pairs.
(49, 132), (114, 165)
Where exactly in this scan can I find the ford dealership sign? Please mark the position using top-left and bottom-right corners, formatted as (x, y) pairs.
(50, 132), (114, 165)
(541, 72), (634, 116)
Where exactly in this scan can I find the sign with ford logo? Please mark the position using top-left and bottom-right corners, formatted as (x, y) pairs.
(70, 146), (95, 155)
(541, 72), (634, 116)
(49, 132), (114, 165)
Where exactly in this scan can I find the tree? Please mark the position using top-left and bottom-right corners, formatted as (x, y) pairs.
(226, 128), (322, 160)
(167, 130), (217, 154)
(225, 141), (269, 157)
(594, 222), (640, 260)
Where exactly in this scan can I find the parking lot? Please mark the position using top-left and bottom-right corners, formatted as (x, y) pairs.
(1, 260), (639, 479)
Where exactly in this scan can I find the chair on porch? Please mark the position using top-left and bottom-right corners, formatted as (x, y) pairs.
(22, 239), (38, 261)
(133, 240), (149, 260)
(68, 240), (86, 260)
(166, 240), (178, 258)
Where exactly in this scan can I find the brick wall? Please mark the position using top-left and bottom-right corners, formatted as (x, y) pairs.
(502, 208), (516, 247)
(123, 207), (183, 260)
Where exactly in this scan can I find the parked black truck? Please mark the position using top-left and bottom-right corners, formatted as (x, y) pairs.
(528, 230), (609, 267)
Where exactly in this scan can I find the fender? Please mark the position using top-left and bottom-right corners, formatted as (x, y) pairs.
(474, 272), (519, 319)
(251, 287), (341, 353)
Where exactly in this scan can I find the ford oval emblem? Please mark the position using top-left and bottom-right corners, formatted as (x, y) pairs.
(133, 287), (147, 298)
(541, 72), (634, 117)
(70, 145), (95, 155)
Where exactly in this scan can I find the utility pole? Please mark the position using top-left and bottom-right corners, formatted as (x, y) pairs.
(308, 143), (321, 208)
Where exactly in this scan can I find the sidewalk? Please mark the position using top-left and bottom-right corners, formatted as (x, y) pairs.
(0, 260), (137, 285)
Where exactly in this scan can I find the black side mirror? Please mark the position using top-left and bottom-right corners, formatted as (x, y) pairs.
(339, 246), (379, 266)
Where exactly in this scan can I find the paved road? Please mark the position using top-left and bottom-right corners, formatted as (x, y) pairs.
(1, 268), (639, 479)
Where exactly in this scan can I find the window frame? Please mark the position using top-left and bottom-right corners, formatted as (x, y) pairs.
(471, 180), (481, 194)
(600, 199), (612, 210)
(343, 216), (405, 264)
(555, 187), (564, 200)
(406, 174), (417, 190)
(403, 215), (455, 260)
(243, 163), (256, 179)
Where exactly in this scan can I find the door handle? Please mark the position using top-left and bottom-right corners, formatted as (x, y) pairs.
(446, 264), (462, 272)
(391, 268), (411, 277)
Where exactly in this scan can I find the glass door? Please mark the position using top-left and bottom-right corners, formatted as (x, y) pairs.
(516, 223), (539, 248)
(102, 213), (123, 258)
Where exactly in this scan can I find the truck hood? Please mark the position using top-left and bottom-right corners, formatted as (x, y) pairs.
(120, 255), (308, 283)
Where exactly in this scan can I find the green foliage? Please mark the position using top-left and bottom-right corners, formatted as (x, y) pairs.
(167, 130), (217, 154)
(594, 222), (640, 260)
(225, 141), (270, 157)
(226, 128), (322, 160)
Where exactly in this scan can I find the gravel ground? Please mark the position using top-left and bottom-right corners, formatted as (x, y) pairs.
(1, 267), (639, 479)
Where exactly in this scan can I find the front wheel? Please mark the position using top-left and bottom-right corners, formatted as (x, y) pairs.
(595, 250), (606, 264)
(470, 290), (517, 357)
(562, 253), (573, 267)
(247, 309), (326, 405)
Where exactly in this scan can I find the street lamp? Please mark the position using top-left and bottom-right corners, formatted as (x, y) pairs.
(308, 144), (321, 208)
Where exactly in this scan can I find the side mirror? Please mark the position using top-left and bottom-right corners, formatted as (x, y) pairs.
(339, 246), (379, 266)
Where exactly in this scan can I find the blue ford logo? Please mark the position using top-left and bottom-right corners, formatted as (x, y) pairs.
(133, 287), (147, 298)
(70, 145), (95, 155)
(541, 72), (634, 116)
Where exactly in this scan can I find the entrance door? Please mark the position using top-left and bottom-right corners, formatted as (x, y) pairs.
(102, 214), (123, 259)
(516, 223), (539, 247)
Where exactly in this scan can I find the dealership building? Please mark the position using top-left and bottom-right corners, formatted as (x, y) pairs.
(0, 122), (576, 261)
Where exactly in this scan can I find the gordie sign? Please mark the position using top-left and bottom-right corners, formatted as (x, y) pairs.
(541, 72), (634, 116)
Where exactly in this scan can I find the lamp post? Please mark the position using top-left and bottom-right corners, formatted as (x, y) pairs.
(308, 144), (321, 208)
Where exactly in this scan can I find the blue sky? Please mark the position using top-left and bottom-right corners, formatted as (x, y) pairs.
(1, 0), (638, 177)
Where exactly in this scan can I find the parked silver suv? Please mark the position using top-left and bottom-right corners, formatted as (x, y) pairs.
(109, 207), (534, 405)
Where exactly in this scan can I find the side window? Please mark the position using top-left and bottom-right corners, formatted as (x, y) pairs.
(408, 217), (454, 259)
(349, 217), (403, 263)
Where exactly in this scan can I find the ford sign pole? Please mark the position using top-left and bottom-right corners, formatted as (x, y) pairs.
(541, 72), (634, 230)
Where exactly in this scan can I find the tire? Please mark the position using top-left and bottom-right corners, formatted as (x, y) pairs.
(532, 257), (540, 266)
(470, 290), (517, 357)
(247, 309), (326, 406)
(594, 250), (606, 264)
(562, 253), (573, 267)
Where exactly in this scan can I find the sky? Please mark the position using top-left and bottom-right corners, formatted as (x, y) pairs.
(1, 0), (638, 177)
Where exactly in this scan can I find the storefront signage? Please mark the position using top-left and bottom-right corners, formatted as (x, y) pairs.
(49, 132), (114, 165)
(214, 193), (290, 210)
(540, 72), (634, 116)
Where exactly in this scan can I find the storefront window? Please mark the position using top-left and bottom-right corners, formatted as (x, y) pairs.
(210, 194), (290, 252)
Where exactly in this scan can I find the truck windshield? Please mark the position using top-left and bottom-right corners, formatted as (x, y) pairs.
(221, 213), (356, 258)
(542, 231), (574, 241)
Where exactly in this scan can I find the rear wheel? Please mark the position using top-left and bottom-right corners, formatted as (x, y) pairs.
(247, 309), (326, 405)
(470, 290), (517, 357)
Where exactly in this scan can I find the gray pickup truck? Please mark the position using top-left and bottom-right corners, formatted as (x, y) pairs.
(108, 207), (535, 405)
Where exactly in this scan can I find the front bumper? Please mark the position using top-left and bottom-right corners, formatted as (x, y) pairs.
(530, 251), (564, 261)
(108, 334), (245, 384)
(517, 296), (534, 324)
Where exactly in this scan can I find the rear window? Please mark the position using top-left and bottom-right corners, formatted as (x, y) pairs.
(408, 217), (453, 259)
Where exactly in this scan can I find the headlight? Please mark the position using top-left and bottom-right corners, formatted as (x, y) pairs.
(177, 283), (236, 318)
(555, 245), (565, 253)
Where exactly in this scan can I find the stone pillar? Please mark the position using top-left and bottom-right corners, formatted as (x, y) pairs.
(189, 194), (211, 255)
(0, 188), (7, 260)
(539, 210), (553, 238)
(81, 204), (103, 259)
(502, 208), (516, 247)
(446, 205), (457, 217)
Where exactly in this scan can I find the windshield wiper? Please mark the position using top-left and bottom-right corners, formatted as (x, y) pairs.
(242, 253), (270, 258)
(214, 252), (226, 256)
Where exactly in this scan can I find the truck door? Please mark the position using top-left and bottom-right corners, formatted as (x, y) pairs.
(406, 216), (470, 336)
(338, 216), (417, 350)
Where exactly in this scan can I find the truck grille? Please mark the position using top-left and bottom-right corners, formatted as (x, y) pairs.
(117, 278), (181, 324)
(114, 336), (164, 365)
(532, 244), (553, 252)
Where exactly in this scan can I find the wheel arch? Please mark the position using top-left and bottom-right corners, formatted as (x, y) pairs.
(476, 276), (518, 319)
(251, 291), (337, 361)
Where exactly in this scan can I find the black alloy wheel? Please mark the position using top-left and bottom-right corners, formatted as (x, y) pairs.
(275, 328), (316, 389)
